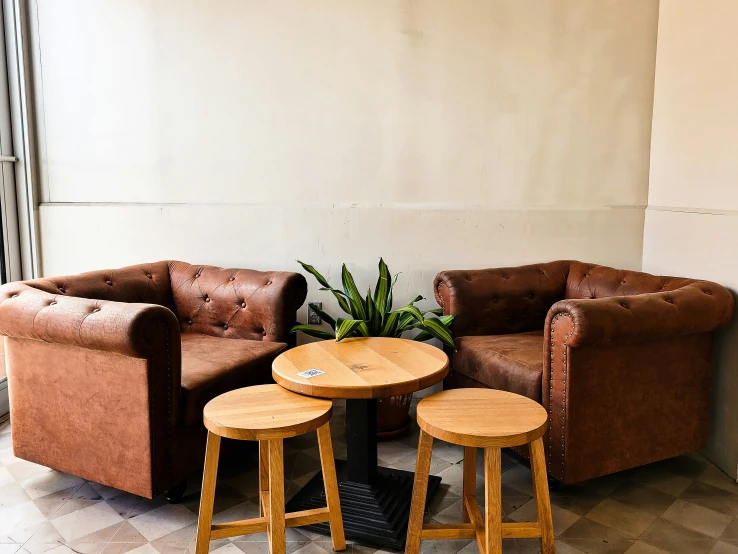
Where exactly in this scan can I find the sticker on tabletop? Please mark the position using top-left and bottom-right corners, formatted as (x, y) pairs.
(296, 369), (325, 379)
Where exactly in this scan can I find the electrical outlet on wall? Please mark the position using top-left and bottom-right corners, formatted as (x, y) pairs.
(307, 302), (322, 324)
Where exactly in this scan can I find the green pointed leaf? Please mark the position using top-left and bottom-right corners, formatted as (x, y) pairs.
(365, 289), (375, 331)
(412, 330), (434, 343)
(291, 324), (336, 341)
(387, 273), (400, 312)
(372, 310), (383, 335)
(380, 311), (400, 337)
(409, 315), (453, 330)
(416, 318), (457, 351)
(396, 311), (417, 333)
(366, 289), (382, 335)
(374, 258), (392, 314)
(335, 318), (364, 341)
(437, 314), (455, 326)
(347, 296), (367, 320)
(308, 302), (336, 330)
(421, 308), (444, 316)
(393, 296), (426, 332)
(341, 264), (367, 320)
(395, 304), (424, 323)
(340, 263), (361, 298)
(319, 287), (352, 315)
(296, 260), (331, 288)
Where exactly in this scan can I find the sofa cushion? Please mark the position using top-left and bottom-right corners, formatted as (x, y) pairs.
(452, 331), (544, 402)
(180, 333), (286, 425)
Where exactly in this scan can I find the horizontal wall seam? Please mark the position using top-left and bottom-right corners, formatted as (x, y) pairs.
(38, 202), (647, 211)
(647, 205), (736, 217)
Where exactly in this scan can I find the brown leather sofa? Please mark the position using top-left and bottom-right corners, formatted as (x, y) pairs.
(0, 261), (307, 499)
(435, 260), (734, 484)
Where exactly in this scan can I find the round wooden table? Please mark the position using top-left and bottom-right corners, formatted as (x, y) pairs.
(273, 337), (449, 550)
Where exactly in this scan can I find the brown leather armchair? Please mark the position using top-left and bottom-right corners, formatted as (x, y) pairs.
(435, 260), (734, 484)
(0, 261), (307, 498)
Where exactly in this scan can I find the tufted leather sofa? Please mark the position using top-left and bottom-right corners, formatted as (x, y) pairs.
(435, 260), (734, 484)
(0, 261), (307, 498)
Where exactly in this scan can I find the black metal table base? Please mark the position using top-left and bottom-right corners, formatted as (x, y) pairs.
(285, 459), (441, 551)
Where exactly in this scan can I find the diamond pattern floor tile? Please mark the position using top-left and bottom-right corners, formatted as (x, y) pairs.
(50, 503), (123, 543)
(128, 505), (198, 542)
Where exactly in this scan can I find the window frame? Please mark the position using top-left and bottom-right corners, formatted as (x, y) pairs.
(0, 0), (43, 419)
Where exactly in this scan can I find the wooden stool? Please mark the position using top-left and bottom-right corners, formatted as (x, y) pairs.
(406, 389), (555, 554)
(195, 384), (345, 554)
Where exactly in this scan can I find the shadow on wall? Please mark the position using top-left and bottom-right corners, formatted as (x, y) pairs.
(707, 288), (738, 480)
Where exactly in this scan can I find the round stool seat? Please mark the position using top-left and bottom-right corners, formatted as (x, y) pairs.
(416, 389), (548, 448)
(203, 384), (333, 441)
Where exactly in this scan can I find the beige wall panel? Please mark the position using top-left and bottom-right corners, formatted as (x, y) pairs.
(649, 0), (738, 211)
(643, 208), (738, 479)
(35, 0), (657, 207)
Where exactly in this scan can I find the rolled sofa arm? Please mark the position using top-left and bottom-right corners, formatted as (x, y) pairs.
(0, 283), (180, 358)
(545, 281), (734, 348)
(434, 261), (571, 336)
(256, 271), (309, 342)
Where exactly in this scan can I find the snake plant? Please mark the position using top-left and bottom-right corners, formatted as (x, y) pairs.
(291, 259), (456, 350)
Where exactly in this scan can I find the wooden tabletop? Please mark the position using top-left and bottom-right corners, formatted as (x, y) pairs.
(416, 389), (548, 448)
(203, 384), (333, 440)
(272, 337), (449, 399)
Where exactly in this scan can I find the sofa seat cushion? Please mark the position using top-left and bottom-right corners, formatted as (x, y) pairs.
(180, 333), (286, 425)
(452, 331), (544, 402)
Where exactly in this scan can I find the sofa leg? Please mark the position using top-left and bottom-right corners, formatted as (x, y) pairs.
(547, 475), (563, 492)
(165, 480), (187, 503)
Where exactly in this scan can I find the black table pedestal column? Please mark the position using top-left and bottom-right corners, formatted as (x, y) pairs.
(346, 399), (377, 484)
(285, 398), (441, 551)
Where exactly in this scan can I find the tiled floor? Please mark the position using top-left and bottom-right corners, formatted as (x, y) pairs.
(1, 404), (738, 554)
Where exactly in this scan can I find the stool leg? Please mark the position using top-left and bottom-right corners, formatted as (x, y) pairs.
(484, 447), (502, 554)
(462, 446), (477, 523)
(267, 439), (285, 554)
(259, 440), (269, 517)
(195, 432), (221, 554)
(405, 429), (433, 554)
(317, 422), (346, 551)
(530, 438), (556, 553)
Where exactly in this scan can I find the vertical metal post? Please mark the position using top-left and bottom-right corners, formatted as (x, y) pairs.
(345, 398), (377, 484)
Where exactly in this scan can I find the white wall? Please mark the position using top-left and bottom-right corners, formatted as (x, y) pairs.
(33, 1), (658, 315)
(643, 0), (738, 479)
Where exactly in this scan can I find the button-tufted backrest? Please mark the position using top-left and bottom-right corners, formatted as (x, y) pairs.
(435, 260), (706, 337)
(564, 261), (695, 300)
(168, 261), (307, 342)
(26, 261), (175, 309)
(435, 261), (571, 336)
(20, 260), (306, 345)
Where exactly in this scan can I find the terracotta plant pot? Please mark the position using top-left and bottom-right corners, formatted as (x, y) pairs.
(376, 393), (413, 440)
